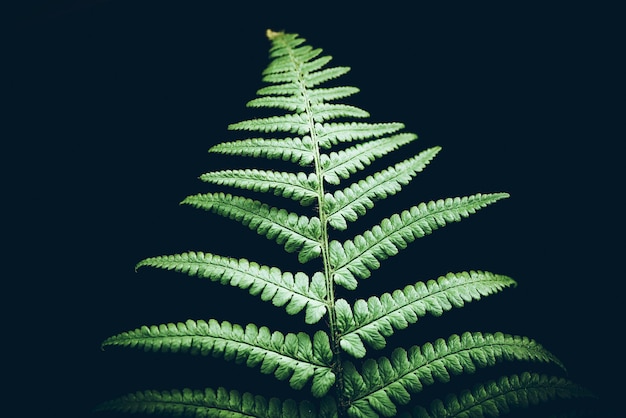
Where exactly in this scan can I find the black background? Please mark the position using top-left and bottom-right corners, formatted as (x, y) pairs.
(5, 1), (623, 417)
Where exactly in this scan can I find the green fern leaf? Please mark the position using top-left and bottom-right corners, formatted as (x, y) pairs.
(199, 169), (319, 206)
(303, 66), (351, 87)
(408, 372), (595, 418)
(247, 90), (363, 113)
(261, 51), (337, 83)
(336, 328), (367, 360)
(255, 86), (359, 104)
(342, 362), (373, 418)
(267, 31), (304, 55)
(95, 387), (334, 418)
(260, 57), (332, 84)
(330, 193), (510, 290)
(335, 271), (516, 356)
(316, 122), (405, 148)
(246, 95), (307, 112)
(181, 193), (322, 263)
(301, 54), (334, 73)
(344, 334), (566, 417)
(320, 133), (418, 185)
(256, 83), (301, 97)
(241, 101), (369, 121)
(229, 113), (310, 134)
(308, 86), (360, 102)
(310, 103), (369, 122)
(98, 30), (595, 418)
(262, 44), (323, 74)
(102, 320), (335, 396)
(325, 147), (442, 230)
(136, 252), (328, 324)
(209, 137), (315, 166)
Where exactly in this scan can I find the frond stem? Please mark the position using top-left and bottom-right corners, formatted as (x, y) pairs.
(280, 34), (347, 413)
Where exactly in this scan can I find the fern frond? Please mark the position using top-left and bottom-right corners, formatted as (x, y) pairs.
(267, 31), (304, 56)
(95, 387), (338, 418)
(263, 49), (331, 79)
(262, 57), (336, 84)
(325, 147), (442, 230)
(311, 103), (369, 122)
(407, 372), (595, 418)
(316, 122), (406, 148)
(247, 95), (307, 112)
(247, 88), (361, 112)
(208, 137), (315, 166)
(98, 30), (594, 418)
(260, 58), (324, 84)
(343, 334), (566, 417)
(320, 133), (418, 185)
(309, 86), (360, 102)
(253, 86), (359, 106)
(181, 193), (322, 263)
(262, 45), (323, 75)
(219, 120), (404, 151)
(330, 193), (510, 290)
(199, 169), (319, 206)
(229, 113), (310, 134)
(301, 55), (335, 75)
(231, 101), (364, 133)
(136, 252), (328, 324)
(303, 66), (351, 87)
(256, 83), (301, 97)
(102, 320), (335, 397)
(335, 271), (516, 357)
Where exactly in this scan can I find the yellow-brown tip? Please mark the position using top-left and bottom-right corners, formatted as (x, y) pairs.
(266, 29), (283, 40)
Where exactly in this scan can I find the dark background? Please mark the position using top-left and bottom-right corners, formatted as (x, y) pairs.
(5, 1), (622, 417)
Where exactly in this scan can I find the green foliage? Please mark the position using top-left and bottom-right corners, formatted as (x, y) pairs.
(98, 30), (596, 417)
(405, 373), (593, 418)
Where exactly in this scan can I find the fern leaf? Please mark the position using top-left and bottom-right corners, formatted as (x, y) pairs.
(229, 113), (310, 134)
(330, 193), (510, 290)
(249, 87), (361, 112)
(320, 133), (418, 185)
(343, 334), (566, 417)
(263, 50), (331, 81)
(304, 66), (351, 87)
(228, 115), (400, 150)
(262, 56), (336, 84)
(301, 55), (335, 75)
(316, 122), (405, 148)
(335, 271), (516, 357)
(98, 30), (594, 418)
(181, 193), (322, 263)
(267, 31), (304, 56)
(309, 86), (360, 102)
(325, 147), (442, 230)
(256, 82), (301, 97)
(208, 137), (315, 166)
(408, 372), (595, 418)
(199, 169), (319, 206)
(95, 387), (337, 418)
(311, 103), (369, 122)
(262, 45), (323, 75)
(247, 95), (306, 112)
(102, 320), (335, 396)
(136, 252), (328, 324)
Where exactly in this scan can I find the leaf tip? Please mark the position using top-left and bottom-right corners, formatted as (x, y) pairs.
(266, 29), (284, 40)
